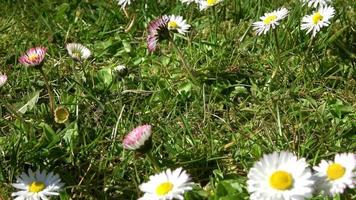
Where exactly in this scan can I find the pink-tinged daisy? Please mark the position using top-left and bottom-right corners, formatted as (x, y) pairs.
(147, 16), (170, 53)
(252, 7), (289, 35)
(301, 6), (335, 37)
(12, 169), (64, 200)
(123, 124), (152, 151)
(139, 168), (193, 200)
(0, 73), (7, 87)
(18, 47), (47, 67)
(313, 153), (355, 196)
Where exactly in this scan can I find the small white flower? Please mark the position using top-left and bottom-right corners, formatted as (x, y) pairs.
(180, 0), (199, 5)
(12, 169), (64, 200)
(247, 151), (315, 200)
(0, 73), (7, 87)
(114, 64), (127, 72)
(313, 153), (355, 196)
(66, 43), (91, 61)
(252, 7), (289, 35)
(167, 15), (191, 35)
(117, 0), (133, 8)
(139, 168), (193, 200)
(301, 6), (335, 37)
(198, 0), (223, 11)
(303, 0), (331, 8)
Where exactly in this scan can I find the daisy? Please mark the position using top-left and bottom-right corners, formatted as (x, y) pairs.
(0, 73), (7, 87)
(198, 0), (223, 11)
(139, 168), (193, 200)
(123, 124), (152, 151)
(167, 15), (191, 35)
(113, 64), (128, 78)
(247, 151), (315, 200)
(18, 47), (47, 67)
(180, 0), (199, 5)
(303, 0), (331, 8)
(54, 106), (70, 124)
(12, 169), (64, 200)
(66, 43), (91, 61)
(313, 153), (355, 196)
(147, 16), (170, 53)
(301, 6), (335, 37)
(252, 7), (289, 35)
(117, 0), (133, 8)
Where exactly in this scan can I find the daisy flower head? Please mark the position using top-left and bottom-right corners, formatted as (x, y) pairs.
(66, 43), (91, 61)
(123, 124), (152, 152)
(303, 0), (331, 8)
(167, 15), (191, 35)
(19, 47), (47, 67)
(147, 15), (170, 53)
(313, 153), (355, 196)
(54, 106), (70, 124)
(12, 169), (64, 200)
(0, 73), (7, 87)
(117, 0), (133, 8)
(252, 7), (289, 35)
(113, 64), (128, 79)
(301, 6), (335, 37)
(247, 151), (315, 200)
(198, 0), (223, 11)
(180, 0), (199, 5)
(139, 167), (193, 200)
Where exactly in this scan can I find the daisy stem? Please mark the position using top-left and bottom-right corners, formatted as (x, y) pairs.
(146, 151), (161, 173)
(39, 68), (55, 115)
(170, 38), (196, 83)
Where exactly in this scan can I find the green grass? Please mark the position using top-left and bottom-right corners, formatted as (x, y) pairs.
(0, 0), (355, 199)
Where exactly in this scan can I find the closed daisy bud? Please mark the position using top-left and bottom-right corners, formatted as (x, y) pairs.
(12, 169), (64, 200)
(113, 64), (128, 79)
(139, 168), (193, 200)
(147, 16), (170, 53)
(247, 151), (315, 200)
(66, 43), (91, 61)
(54, 106), (70, 124)
(301, 6), (335, 37)
(123, 124), (152, 152)
(313, 153), (355, 196)
(19, 47), (47, 68)
(0, 73), (7, 87)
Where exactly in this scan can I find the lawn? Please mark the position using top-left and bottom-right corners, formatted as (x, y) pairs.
(0, 0), (355, 199)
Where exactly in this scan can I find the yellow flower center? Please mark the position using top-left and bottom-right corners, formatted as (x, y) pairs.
(156, 182), (174, 196)
(207, 0), (217, 6)
(312, 12), (323, 24)
(327, 163), (345, 180)
(54, 107), (69, 123)
(269, 170), (293, 190)
(168, 21), (178, 29)
(28, 54), (39, 62)
(263, 15), (277, 25)
(29, 181), (46, 193)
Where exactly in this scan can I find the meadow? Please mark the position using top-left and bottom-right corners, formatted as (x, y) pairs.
(0, 0), (355, 199)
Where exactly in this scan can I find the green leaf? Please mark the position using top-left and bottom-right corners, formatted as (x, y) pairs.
(97, 67), (113, 86)
(17, 90), (41, 114)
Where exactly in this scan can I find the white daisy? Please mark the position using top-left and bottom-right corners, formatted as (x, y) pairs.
(247, 151), (315, 200)
(180, 0), (199, 5)
(198, 0), (223, 11)
(12, 169), (64, 200)
(117, 0), (133, 8)
(252, 7), (289, 35)
(66, 43), (91, 61)
(167, 15), (191, 35)
(303, 0), (331, 8)
(139, 168), (193, 200)
(313, 153), (355, 196)
(301, 6), (335, 37)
